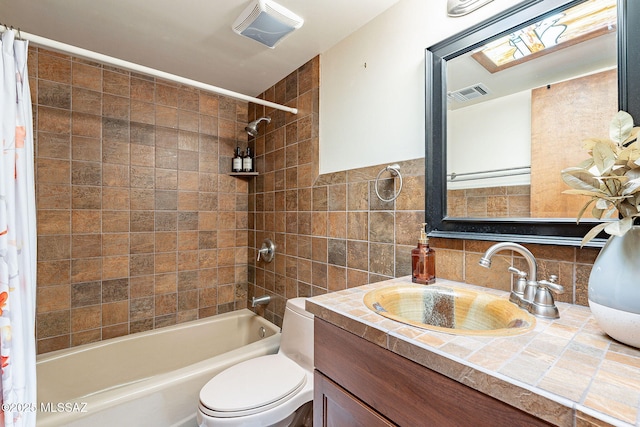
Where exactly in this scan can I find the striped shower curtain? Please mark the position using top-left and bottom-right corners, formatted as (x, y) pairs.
(0, 29), (37, 427)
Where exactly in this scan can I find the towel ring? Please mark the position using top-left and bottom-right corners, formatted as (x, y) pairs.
(374, 164), (403, 202)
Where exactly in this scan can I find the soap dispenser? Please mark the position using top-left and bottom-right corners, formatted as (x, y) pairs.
(411, 223), (436, 284)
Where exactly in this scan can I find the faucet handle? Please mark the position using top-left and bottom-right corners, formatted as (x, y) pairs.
(530, 275), (563, 319)
(538, 275), (564, 294)
(507, 266), (527, 305)
(257, 238), (275, 262)
(507, 266), (527, 278)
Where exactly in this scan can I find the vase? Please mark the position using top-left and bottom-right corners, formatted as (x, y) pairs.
(588, 226), (640, 349)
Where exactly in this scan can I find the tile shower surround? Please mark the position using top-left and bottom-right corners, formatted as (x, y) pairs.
(32, 48), (599, 354)
(33, 47), (251, 353)
(247, 57), (600, 326)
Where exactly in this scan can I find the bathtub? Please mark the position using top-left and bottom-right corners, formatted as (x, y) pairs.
(36, 309), (281, 427)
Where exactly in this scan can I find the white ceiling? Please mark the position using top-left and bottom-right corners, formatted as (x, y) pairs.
(1, 0), (400, 96)
(448, 31), (617, 110)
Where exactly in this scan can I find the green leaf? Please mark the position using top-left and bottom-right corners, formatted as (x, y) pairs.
(591, 206), (605, 219)
(581, 221), (609, 246)
(592, 142), (616, 174)
(626, 169), (640, 180)
(599, 173), (627, 180)
(576, 199), (595, 221)
(560, 167), (600, 191)
(583, 137), (607, 151)
(618, 146), (640, 164)
(610, 110), (634, 145)
(605, 216), (635, 236)
(563, 111), (640, 246)
(595, 198), (609, 209)
(577, 158), (595, 169)
(623, 127), (640, 145)
(618, 201), (639, 217)
(622, 178), (640, 196)
(562, 189), (603, 197)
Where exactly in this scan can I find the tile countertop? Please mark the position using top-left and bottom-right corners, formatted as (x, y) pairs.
(306, 276), (640, 427)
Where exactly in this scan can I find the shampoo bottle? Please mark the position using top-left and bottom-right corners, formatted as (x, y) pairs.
(232, 146), (243, 172)
(411, 223), (436, 284)
(243, 146), (253, 172)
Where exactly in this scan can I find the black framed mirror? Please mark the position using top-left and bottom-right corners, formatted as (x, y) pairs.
(425, 0), (640, 247)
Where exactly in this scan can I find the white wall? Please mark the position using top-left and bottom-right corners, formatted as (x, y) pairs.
(447, 90), (531, 189)
(319, 0), (529, 174)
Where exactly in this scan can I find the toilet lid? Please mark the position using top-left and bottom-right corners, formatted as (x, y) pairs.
(200, 354), (307, 416)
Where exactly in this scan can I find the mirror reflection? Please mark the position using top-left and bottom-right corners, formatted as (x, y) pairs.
(446, 0), (617, 219)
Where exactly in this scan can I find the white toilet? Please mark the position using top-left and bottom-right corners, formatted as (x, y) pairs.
(197, 297), (314, 427)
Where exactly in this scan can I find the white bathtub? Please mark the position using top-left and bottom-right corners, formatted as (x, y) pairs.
(36, 309), (281, 427)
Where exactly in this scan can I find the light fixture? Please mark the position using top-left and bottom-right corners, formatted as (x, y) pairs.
(447, 0), (494, 17)
(232, 0), (304, 48)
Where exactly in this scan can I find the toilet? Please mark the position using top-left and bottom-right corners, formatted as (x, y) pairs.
(197, 298), (314, 427)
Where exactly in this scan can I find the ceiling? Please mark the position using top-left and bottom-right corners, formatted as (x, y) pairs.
(447, 0), (618, 110)
(448, 31), (617, 110)
(1, 0), (400, 96)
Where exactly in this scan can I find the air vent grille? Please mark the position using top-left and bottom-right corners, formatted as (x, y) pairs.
(447, 83), (491, 103)
(232, 0), (304, 48)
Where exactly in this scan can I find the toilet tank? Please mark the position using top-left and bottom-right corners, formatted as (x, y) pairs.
(279, 298), (314, 370)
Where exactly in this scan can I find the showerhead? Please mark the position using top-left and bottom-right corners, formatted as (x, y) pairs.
(245, 116), (271, 137)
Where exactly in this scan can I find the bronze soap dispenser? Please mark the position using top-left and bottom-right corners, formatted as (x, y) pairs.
(411, 223), (436, 284)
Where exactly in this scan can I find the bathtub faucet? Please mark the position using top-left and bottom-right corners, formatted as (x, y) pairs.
(251, 295), (271, 307)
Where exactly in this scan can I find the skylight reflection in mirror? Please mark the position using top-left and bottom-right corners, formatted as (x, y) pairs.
(472, 0), (616, 74)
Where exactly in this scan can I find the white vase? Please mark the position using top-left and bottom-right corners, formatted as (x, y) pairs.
(588, 226), (640, 349)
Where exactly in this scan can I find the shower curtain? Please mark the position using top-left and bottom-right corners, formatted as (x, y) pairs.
(0, 29), (37, 427)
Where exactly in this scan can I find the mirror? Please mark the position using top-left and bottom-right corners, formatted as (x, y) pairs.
(447, 0), (617, 219)
(425, 0), (640, 247)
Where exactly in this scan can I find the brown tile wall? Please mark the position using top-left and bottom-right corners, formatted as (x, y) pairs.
(430, 238), (599, 307)
(32, 47), (251, 354)
(249, 56), (598, 326)
(247, 56), (423, 323)
(447, 185), (531, 217)
(32, 47), (599, 351)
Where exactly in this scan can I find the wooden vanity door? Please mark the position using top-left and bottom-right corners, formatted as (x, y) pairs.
(314, 371), (395, 427)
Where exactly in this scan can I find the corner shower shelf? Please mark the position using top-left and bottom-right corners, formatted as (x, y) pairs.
(229, 172), (259, 178)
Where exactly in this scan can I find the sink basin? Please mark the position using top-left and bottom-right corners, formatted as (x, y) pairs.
(363, 284), (535, 336)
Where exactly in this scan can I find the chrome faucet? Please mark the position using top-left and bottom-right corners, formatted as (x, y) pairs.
(479, 242), (563, 319)
(479, 242), (538, 307)
(251, 295), (271, 307)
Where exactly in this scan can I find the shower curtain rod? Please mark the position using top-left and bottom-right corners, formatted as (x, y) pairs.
(4, 27), (298, 115)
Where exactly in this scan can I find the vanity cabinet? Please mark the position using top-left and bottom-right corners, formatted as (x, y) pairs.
(314, 373), (394, 426)
(313, 318), (552, 427)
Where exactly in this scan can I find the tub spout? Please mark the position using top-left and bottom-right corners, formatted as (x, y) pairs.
(251, 295), (271, 307)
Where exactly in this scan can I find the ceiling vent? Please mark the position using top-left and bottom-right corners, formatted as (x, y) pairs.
(232, 0), (304, 48)
(447, 83), (491, 103)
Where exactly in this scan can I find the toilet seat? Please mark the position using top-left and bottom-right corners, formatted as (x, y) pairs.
(199, 354), (306, 418)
